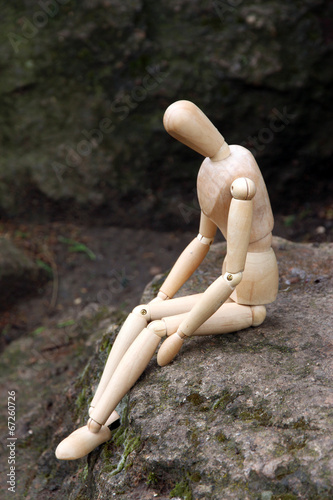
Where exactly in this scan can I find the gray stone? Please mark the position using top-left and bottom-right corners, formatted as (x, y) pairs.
(0, 237), (332, 499)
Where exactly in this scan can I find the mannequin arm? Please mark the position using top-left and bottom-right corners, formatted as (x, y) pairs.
(158, 212), (217, 300)
(157, 177), (256, 365)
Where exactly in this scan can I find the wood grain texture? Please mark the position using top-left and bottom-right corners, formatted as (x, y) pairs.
(224, 249), (279, 305)
(159, 237), (211, 299)
(163, 100), (228, 158)
(197, 145), (274, 242)
(226, 198), (253, 273)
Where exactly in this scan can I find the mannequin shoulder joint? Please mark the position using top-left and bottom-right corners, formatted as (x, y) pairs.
(230, 177), (256, 200)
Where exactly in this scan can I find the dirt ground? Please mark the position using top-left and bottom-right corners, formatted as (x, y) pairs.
(0, 197), (332, 351)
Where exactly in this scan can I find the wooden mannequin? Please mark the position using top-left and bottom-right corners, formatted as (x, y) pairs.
(56, 100), (278, 460)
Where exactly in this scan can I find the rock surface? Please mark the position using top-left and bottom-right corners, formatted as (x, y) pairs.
(0, 1), (332, 224)
(0, 237), (332, 499)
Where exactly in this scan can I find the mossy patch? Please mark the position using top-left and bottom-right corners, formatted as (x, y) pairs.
(170, 479), (192, 500)
(186, 391), (205, 406)
(215, 431), (228, 443)
(229, 400), (273, 427)
(237, 406), (273, 426)
(212, 389), (236, 411)
(75, 386), (92, 418)
(102, 425), (142, 475)
(146, 471), (159, 486)
(189, 428), (200, 448)
(289, 416), (312, 430)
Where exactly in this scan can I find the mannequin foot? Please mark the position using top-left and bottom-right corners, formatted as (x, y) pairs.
(55, 424), (112, 460)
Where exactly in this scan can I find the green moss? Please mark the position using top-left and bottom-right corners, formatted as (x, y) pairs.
(146, 471), (159, 486)
(102, 426), (141, 475)
(191, 471), (201, 482)
(185, 391), (210, 412)
(78, 464), (89, 482)
(75, 386), (91, 417)
(285, 435), (307, 452)
(231, 402), (273, 427)
(186, 392), (204, 406)
(273, 443), (288, 458)
(170, 479), (192, 500)
(99, 334), (113, 354)
(190, 428), (200, 448)
(56, 319), (76, 328)
(215, 431), (228, 443)
(238, 407), (272, 426)
(212, 389), (235, 411)
(290, 416), (311, 430)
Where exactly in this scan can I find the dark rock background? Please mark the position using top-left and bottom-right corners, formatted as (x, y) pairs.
(0, 0), (332, 230)
(0, 237), (48, 310)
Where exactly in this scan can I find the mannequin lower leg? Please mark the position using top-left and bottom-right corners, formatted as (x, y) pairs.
(89, 320), (167, 431)
(89, 308), (148, 411)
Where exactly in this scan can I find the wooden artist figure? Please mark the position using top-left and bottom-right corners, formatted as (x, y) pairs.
(56, 100), (279, 460)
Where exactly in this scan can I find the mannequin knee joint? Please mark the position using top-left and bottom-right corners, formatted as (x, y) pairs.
(132, 304), (151, 321)
(251, 305), (266, 326)
(147, 320), (167, 338)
